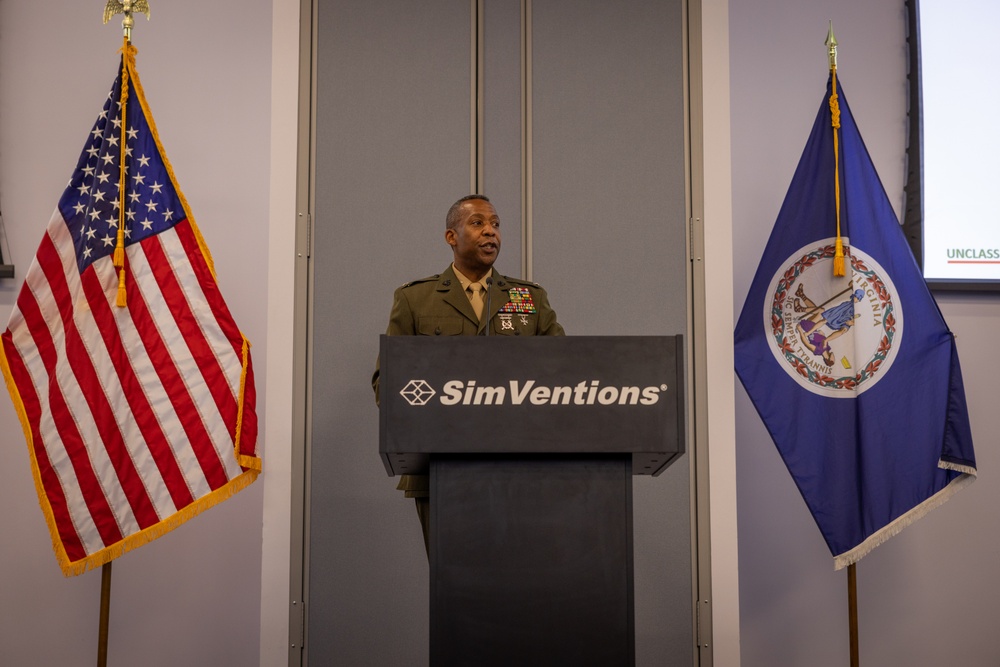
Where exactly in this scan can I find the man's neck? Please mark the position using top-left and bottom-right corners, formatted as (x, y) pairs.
(452, 263), (493, 284)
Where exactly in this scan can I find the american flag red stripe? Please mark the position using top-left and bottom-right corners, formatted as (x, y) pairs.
(37, 232), (163, 532)
(12, 248), (125, 551)
(124, 230), (234, 491)
(1, 332), (88, 562)
(81, 252), (196, 512)
(1, 50), (259, 575)
(141, 226), (241, 445)
(173, 219), (246, 360)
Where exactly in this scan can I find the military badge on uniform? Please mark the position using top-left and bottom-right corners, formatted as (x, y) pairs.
(499, 287), (537, 314)
(498, 313), (515, 330)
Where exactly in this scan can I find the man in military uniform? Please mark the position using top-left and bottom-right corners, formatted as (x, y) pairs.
(372, 194), (564, 553)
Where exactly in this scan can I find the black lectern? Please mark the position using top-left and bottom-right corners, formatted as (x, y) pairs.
(379, 336), (684, 667)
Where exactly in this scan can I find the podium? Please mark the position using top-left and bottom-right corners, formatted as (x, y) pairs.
(379, 335), (684, 666)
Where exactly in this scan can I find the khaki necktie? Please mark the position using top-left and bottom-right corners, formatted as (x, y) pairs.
(468, 282), (484, 320)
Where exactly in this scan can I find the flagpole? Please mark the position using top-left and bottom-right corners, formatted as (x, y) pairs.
(95, 6), (148, 665)
(848, 562), (859, 666)
(825, 20), (860, 666)
(97, 562), (113, 667)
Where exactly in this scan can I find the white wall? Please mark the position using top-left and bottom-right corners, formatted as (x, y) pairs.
(0, 2), (272, 665)
(731, 2), (1000, 666)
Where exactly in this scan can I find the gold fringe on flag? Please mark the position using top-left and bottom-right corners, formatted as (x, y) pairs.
(235, 336), (261, 472)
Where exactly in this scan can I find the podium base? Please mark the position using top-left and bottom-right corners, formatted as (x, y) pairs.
(430, 455), (634, 667)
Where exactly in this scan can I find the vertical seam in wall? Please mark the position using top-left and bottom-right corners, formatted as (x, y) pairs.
(477, 0), (485, 193)
(296, 0), (319, 662)
(471, 0), (479, 193)
(521, 0), (533, 281)
(684, 0), (715, 661)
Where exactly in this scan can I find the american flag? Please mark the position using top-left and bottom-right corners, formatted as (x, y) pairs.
(0, 50), (260, 576)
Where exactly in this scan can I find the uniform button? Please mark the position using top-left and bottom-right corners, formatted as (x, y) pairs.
(442, 279), (451, 286)
(514, 330), (521, 335)
(435, 327), (442, 335)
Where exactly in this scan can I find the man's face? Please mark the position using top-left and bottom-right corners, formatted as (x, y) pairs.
(446, 199), (501, 277)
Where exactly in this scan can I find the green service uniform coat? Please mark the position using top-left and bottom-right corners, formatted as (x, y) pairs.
(372, 264), (565, 400)
(372, 265), (565, 553)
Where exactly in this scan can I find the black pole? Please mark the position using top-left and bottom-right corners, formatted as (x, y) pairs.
(97, 562), (112, 667)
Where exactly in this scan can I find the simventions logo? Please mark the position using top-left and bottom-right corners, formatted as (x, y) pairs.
(400, 379), (670, 407)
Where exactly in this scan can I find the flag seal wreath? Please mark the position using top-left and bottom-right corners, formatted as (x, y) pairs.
(764, 238), (902, 396)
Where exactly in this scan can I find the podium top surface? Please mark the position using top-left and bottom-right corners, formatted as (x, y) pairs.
(379, 335), (685, 476)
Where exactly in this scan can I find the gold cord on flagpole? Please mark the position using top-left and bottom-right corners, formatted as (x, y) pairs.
(827, 22), (845, 277)
(105, 2), (150, 307)
(113, 37), (130, 307)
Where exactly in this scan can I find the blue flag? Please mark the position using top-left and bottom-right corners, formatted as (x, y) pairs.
(734, 75), (977, 569)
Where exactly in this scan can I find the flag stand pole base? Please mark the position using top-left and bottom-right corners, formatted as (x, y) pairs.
(848, 562), (859, 667)
(97, 562), (112, 667)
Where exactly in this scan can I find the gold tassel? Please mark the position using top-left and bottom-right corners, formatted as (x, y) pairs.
(116, 267), (127, 307)
(833, 237), (845, 276)
(113, 240), (124, 268)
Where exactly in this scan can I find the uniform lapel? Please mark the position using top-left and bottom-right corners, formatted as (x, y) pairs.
(438, 265), (479, 326)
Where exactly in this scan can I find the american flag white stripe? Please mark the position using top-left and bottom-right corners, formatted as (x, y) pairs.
(134, 235), (236, 481)
(118, 257), (232, 495)
(31, 224), (151, 538)
(72, 252), (184, 522)
(157, 229), (245, 392)
(149, 228), (243, 432)
(85, 258), (200, 511)
(11, 271), (119, 555)
(6, 303), (101, 555)
(125, 229), (242, 484)
(100, 255), (211, 503)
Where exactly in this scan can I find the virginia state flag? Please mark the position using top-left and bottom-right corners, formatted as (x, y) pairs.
(734, 75), (976, 569)
(0, 45), (260, 576)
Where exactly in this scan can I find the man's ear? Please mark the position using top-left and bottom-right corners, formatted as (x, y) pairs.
(444, 228), (457, 248)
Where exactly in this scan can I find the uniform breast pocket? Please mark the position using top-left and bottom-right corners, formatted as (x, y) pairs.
(417, 316), (465, 336)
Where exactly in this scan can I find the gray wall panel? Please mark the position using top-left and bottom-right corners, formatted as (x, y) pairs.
(531, 0), (692, 664)
(531, 0), (687, 335)
(309, 1), (693, 665)
(482, 0), (524, 268)
(310, 1), (471, 664)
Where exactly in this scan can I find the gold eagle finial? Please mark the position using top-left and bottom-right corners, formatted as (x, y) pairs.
(103, 0), (151, 41)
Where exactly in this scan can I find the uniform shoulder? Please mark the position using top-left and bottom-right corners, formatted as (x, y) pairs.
(398, 274), (441, 290)
(499, 275), (544, 289)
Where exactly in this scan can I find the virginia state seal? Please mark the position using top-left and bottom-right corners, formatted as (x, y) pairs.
(763, 238), (903, 397)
